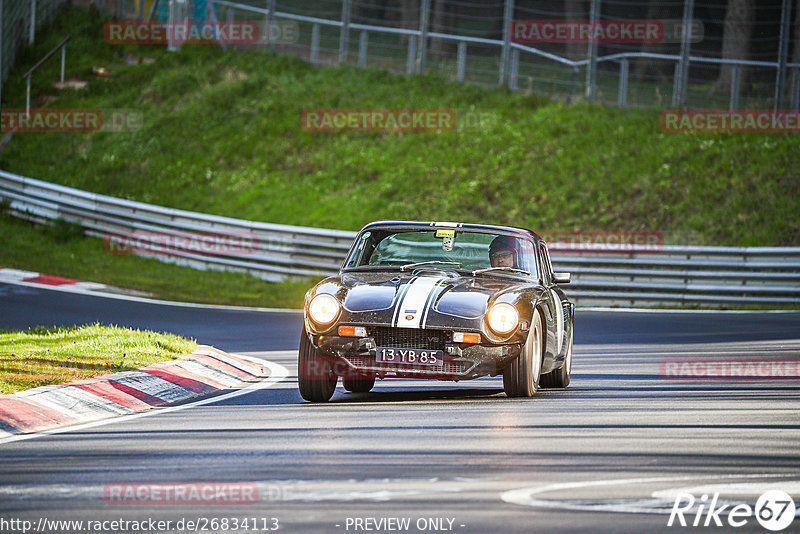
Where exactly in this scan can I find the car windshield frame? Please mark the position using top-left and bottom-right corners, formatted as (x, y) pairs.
(341, 226), (540, 281)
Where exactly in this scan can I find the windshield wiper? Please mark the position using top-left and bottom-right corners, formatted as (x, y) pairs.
(472, 266), (531, 276)
(400, 261), (462, 271)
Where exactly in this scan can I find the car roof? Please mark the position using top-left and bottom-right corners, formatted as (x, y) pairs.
(359, 220), (544, 243)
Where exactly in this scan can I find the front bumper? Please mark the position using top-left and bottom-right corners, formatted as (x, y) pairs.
(315, 331), (522, 381)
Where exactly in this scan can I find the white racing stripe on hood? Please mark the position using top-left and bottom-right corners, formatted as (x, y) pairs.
(394, 277), (445, 329)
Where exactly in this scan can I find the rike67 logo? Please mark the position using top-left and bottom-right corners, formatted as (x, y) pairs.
(668, 490), (796, 531)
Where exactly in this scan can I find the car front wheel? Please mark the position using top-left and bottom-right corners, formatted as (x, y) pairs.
(503, 308), (543, 398)
(298, 331), (338, 402)
(342, 373), (376, 393)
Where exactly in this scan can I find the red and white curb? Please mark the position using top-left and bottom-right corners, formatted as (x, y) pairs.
(0, 345), (266, 438)
(0, 268), (109, 292)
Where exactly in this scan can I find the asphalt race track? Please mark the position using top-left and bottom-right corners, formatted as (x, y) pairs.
(1, 281), (799, 534)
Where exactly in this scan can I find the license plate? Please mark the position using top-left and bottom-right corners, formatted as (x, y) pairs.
(375, 347), (443, 366)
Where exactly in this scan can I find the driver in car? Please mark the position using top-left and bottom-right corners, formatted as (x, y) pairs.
(489, 235), (519, 268)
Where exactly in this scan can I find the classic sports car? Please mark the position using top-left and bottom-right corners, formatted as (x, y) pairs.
(299, 221), (574, 402)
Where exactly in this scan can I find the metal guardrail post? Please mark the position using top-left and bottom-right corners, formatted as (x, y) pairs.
(417, 0), (430, 74)
(730, 65), (741, 111)
(456, 41), (466, 82)
(791, 68), (800, 111)
(138, 0), (144, 19)
(358, 30), (368, 68)
(509, 48), (519, 90)
(499, 0), (514, 86)
(567, 67), (579, 104)
(29, 0), (37, 45)
(0, 0), (4, 119)
(118, 0), (125, 19)
(310, 23), (320, 65)
(406, 35), (417, 75)
(338, 0), (351, 64)
(671, 62), (681, 107)
(60, 45), (66, 84)
(266, 0), (276, 49)
(674, 0), (694, 108)
(774, 0), (791, 110)
(617, 58), (629, 107)
(585, 0), (599, 101)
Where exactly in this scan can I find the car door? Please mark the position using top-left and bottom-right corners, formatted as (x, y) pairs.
(539, 242), (567, 367)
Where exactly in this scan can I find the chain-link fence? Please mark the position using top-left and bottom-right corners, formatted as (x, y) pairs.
(201, 0), (800, 110)
(1, 0), (71, 84)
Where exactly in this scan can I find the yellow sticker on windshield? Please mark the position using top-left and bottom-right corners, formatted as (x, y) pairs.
(435, 229), (455, 239)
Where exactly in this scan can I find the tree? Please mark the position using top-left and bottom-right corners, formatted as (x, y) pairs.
(712, 0), (755, 95)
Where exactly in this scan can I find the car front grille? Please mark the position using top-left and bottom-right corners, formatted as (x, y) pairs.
(344, 356), (471, 376)
(369, 327), (448, 351)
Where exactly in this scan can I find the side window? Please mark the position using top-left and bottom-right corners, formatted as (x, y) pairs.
(539, 244), (553, 285)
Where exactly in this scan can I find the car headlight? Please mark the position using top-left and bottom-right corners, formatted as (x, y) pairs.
(486, 303), (519, 335)
(307, 293), (341, 326)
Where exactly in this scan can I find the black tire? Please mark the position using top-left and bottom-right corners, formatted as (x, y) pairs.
(342, 373), (376, 393)
(503, 309), (543, 398)
(540, 327), (572, 388)
(298, 331), (337, 402)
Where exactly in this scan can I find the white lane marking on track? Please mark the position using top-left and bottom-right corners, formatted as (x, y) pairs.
(0, 354), (289, 446)
(501, 474), (799, 515)
(652, 481), (800, 501)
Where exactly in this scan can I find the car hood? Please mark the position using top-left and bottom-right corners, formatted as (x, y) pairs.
(312, 270), (543, 330)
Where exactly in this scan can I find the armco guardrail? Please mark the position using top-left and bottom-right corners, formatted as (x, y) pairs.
(1, 169), (799, 307)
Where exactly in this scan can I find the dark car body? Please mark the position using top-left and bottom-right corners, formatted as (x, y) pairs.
(300, 221), (574, 400)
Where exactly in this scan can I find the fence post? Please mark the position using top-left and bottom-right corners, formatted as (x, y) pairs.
(730, 65), (741, 111)
(138, 0), (144, 19)
(456, 40), (466, 82)
(29, 0), (37, 45)
(60, 45), (66, 84)
(617, 58), (629, 107)
(774, 0), (791, 110)
(585, 0), (599, 101)
(510, 48), (519, 90)
(358, 30), (368, 68)
(310, 23), (320, 65)
(338, 0), (351, 64)
(791, 68), (800, 111)
(417, 0), (431, 74)
(117, 0), (124, 20)
(266, 0), (276, 49)
(499, 0), (514, 86)
(406, 35), (417, 75)
(673, 0), (694, 108)
(671, 62), (681, 107)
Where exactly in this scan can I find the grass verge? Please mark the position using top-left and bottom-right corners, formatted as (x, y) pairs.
(0, 324), (196, 394)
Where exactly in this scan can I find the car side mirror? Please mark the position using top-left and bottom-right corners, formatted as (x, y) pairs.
(553, 272), (571, 284)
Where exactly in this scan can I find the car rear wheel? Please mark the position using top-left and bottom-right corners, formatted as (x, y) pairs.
(298, 331), (338, 402)
(540, 327), (572, 388)
(342, 373), (376, 393)
(503, 309), (543, 398)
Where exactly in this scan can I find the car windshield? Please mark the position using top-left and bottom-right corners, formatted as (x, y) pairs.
(343, 228), (538, 278)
